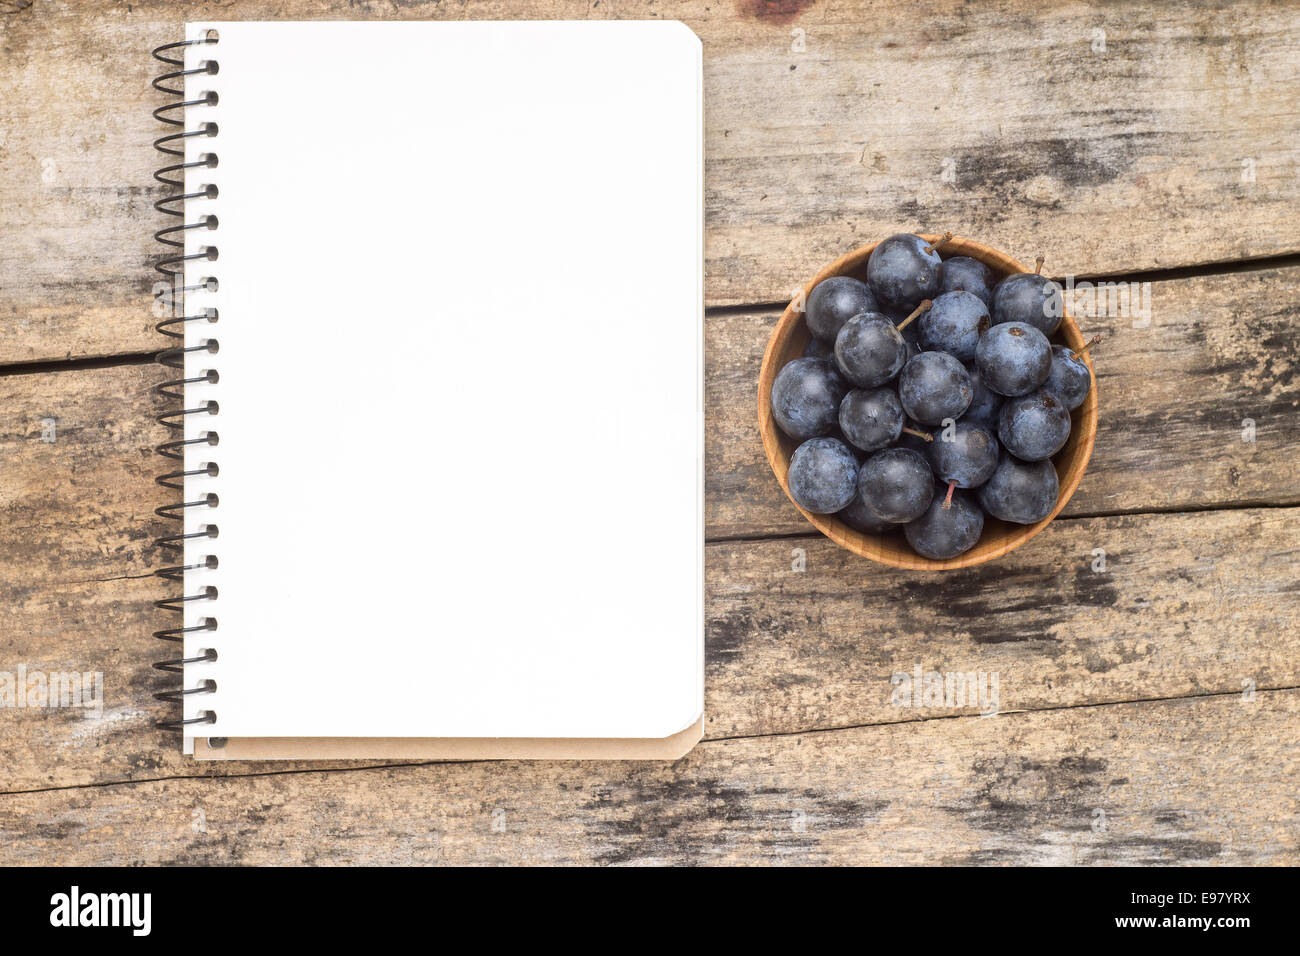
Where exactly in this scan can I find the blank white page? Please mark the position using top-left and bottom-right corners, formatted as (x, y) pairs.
(178, 21), (702, 743)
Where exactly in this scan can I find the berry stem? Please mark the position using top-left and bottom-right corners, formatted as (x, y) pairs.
(942, 480), (956, 510)
(902, 427), (934, 443)
(895, 299), (933, 333)
(1034, 255), (1045, 276)
(1075, 334), (1103, 357)
(923, 232), (955, 255)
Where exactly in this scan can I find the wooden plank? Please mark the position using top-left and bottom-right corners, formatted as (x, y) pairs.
(3, 0), (1299, 361)
(703, 507), (1300, 738)
(0, 691), (1294, 864)
(708, 266), (1300, 538)
(1, 361), (1297, 787)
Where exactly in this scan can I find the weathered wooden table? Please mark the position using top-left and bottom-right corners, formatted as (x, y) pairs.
(0, 0), (1296, 865)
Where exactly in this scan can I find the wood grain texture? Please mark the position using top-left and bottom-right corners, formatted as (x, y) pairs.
(713, 266), (1300, 538)
(1, 0), (1298, 865)
(1, 360), (1296, 789)
(703, 508), (1300, 739)
(2, 0), (1299, 361)
(0, 690), (1294, 864)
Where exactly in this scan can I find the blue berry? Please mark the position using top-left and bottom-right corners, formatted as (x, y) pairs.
(918, 290), (990, 362)
(977, 453), (1059, 524)
(905, 488), (984, 559)
(1043, 342), (1094, 411)
(998, 389), (1072, 461)
(839, 387), (904, 452)
(787, 437), (860, 513)
(975, 322), (1051, 396)
(806, 275), (878, 343)
(898, 351), (973, 426)
(834, 311), (908, 388)
(937, 256), (996, 307)
(961, 361), (1004, 431)
(857, 447), (933, 523)
(770, 357), (848, 440)
(991, 265), (1063, 336)
(782, 242), (1096, 559)
(838, 490), (896, 535)
(867, 233), (942, 312)
(928, 421), (999, 489)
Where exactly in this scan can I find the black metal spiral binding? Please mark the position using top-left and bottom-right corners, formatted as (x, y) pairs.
(152, 33), (221, 731)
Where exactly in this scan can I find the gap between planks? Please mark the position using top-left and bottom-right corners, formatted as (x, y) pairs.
(701, 250), (1300, 318)
(3, 684), (1296, 799)
(0, 351), (156, 379)
(5, 253), (1300, 376)
(706, 498), (1300, 544)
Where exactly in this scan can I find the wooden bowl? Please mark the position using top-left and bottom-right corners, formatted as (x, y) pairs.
(757, 235), (1098, 570)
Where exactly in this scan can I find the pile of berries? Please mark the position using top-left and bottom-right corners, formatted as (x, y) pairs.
(770, 233), (1096, 560)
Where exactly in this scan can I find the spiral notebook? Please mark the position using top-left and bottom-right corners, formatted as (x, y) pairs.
(152, 21), (704, 760)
